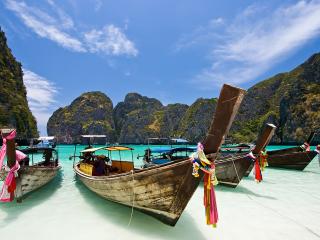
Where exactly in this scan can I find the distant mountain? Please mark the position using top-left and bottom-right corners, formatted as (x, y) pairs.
(230, 53), (320, 144)
(47, 53), (320, 144)
(47, 91), (116, 144)
(0, 27), (38, 138)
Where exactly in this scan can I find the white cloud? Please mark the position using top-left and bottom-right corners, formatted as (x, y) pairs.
(84, 25), (138, 56)
(209, 17), (224, 26)
(183, 1), (320, 88)
(23, 69), (58, 129)
(5, 0), (85, 52)
(5, 0), (138, 57)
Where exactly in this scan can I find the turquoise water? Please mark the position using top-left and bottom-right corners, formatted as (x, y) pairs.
(0, 145), (319, 240)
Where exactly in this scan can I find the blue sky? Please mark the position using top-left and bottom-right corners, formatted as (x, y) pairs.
(1, 0), (320, 135)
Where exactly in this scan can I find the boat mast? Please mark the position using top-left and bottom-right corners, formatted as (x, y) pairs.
(202, 84), (246, 155)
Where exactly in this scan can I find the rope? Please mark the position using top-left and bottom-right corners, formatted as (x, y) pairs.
(128, 170), (135, 226)
(231, 158), (241, 183)
(221, 96), (239, 103)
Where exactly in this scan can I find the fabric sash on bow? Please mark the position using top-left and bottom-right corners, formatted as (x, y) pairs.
(191, 143), (218, 227)
(246, 151), (262, 182)
(0, 130), (17, 170)
(0, 161), (20, 202)
(0, 130), (24, 202)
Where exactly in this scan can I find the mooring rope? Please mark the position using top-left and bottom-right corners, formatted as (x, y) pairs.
(231, 158), (241, 184)
(128, 170), (135, 226)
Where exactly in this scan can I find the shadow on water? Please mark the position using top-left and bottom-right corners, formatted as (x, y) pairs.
(0, 170), (63, 226)
(216, 184), (277, 200)
(74, 179), (207, 240)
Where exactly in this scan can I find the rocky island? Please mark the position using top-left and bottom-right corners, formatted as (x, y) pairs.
(47, 53), (320, 144)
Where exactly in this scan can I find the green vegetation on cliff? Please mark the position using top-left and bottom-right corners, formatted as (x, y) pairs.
(176, 98), (217, 143)
(230, 53), (320, 143)
(47, 91), (115, 143)
(0, 27), (38, 137)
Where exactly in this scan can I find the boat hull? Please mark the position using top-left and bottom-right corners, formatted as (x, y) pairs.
(74, 159), (202, 226)
(215, 155), (252, 188)
(267, 151), (317, 170)
(1, 165), (61, 199)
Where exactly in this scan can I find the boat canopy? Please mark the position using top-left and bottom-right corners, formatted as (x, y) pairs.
(81, 135), (107, 138)
(21, 147), (57, 154)
(170, 138), (189, 143)
(80, 146), (133, 153)
(148, 137), (169, 140)
(151, 147), (172, 154)
(38, 136), (55, 141)
(151, 147), (196, 154)
(105, 146), (133, 151)
(80, 147), (106, 153)
(170, 147), (196, 153)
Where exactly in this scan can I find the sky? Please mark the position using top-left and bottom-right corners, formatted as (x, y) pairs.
(1, 0), (320, 135)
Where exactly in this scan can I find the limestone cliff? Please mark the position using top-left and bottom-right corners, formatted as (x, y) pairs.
(0, 27), (38, 137)
(47, 91), (115, 143)
(230, 53), (320, 144)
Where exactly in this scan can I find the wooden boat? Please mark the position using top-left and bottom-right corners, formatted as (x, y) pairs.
(213, 123), (276, 187)
(73, 84), (246, 226)
(0, 132), (61, 201)
(266, 133), (318, 170)
(262, 132), (318, 170)
(243, 131), (318, 173)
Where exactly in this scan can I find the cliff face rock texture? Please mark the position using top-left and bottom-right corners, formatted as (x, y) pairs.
(230, 53), (320, 144)
(176, 98), (217, 143)
(113, 93), (163, 143)
(0, 28), (38, 138)
(156, 103), (189, 139)
(47, 92), (115, 144)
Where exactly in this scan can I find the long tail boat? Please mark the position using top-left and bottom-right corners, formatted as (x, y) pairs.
(0, 131), (61, 201)
(267, 132), (318, 170)
(73, 84), (246, 226)
(212, 123), (276, 187)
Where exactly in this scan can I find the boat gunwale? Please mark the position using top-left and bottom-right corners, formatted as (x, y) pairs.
(268, 150), (317, 158)
(74, 157), (191, 180)
(20, 164), (62, 171)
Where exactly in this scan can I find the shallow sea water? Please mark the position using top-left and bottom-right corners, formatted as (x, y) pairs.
(0, 145), (319, 240)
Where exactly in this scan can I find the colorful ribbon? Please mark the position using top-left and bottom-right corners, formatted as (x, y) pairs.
(0, 130), (17, 170)
(259, 150), (268, 171)
(0, 130), (23, 202)
(0, 161), (20, 202)
(191, 143), (218, 227)
(246, 151), (263, 182)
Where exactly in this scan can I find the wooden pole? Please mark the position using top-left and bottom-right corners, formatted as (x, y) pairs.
(1, 128), (16, 168)
(203, 84), (246, 155)
(306, 131), (315, 144)
(252, 123), (276, 154)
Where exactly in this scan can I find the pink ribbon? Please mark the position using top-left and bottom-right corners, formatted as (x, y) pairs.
(0, 130), (17, 170)
(0, 161), (20, 202)
(246, 151), (256, 160)
(0, 130), (21, 202)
